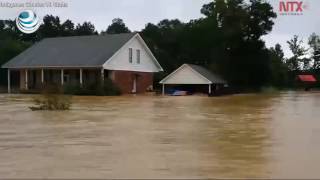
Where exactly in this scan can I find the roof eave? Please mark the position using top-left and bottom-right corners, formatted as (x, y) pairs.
(3, 65), (103, 69)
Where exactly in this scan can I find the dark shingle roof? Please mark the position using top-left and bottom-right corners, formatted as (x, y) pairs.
(2, 33), (136, 68)
(187, 64), (227, 84)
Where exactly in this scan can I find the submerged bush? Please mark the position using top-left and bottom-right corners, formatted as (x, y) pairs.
(260, 86), (280, 93)
(101, 79), (122, 96)
(64, 79), (121, 96)
(30, 84), (72, 111)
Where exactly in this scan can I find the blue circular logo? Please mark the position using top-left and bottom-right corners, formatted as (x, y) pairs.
(16, 10), (40, 34)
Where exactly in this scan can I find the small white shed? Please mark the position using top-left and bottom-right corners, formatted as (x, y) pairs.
(159, 64), (227, 95)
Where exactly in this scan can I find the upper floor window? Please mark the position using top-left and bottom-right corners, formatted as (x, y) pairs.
(136, 49), (141, 64)
(129, 48), (133, 63)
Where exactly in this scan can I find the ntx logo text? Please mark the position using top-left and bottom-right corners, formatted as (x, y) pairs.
(279, 1), (307, 15)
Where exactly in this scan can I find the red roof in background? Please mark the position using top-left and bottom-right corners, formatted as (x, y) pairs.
(298, 75), (317, 82)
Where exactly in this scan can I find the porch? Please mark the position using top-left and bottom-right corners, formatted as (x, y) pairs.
(7, 68), (108, 93)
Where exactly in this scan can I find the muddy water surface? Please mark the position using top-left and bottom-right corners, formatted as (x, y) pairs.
(0, 92), (320, 178)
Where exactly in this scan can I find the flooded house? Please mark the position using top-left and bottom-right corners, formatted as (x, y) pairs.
(296, 75), (317, 91)
(2, 33), (163, 94)
(159, 64), (227, 96)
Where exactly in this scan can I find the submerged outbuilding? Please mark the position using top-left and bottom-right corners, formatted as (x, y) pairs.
(159, 64), (227, 95)
(297, 74), (317, 91)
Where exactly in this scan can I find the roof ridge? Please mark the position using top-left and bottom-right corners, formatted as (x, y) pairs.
(42, 32), (137, 40)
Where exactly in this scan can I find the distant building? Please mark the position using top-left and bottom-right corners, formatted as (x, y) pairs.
(297, 75), (317, 91)
(2, 33), (163, 94)
(159, 64), (227, 95)
(297, 75), (317, 83)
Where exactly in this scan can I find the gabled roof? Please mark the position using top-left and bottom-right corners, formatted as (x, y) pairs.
(2, 33), (136, 68)
(160, 64), (227, 84)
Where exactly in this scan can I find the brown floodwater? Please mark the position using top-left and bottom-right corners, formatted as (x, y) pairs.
(0, 92), (320, 178)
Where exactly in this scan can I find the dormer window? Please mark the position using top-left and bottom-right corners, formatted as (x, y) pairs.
(129, 48), (133, 63)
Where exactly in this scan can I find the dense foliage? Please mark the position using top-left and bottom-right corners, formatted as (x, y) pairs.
(141, 0), (278, 89)
(102, 18), (131, 34)
(0, 28), (31, 85)
(1, 0), (320, 92)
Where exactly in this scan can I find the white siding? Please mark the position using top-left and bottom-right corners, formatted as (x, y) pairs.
(162, 65), (211, 84)
(103, 35), (162, 72)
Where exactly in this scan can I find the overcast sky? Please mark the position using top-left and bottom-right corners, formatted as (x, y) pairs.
(1, 0), (320, 57)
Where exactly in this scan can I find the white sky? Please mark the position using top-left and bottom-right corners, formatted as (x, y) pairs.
(264, 0), (320, 57)
(1, 0), (320, 57)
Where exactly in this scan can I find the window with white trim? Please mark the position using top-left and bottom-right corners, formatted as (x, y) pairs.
(129, 48), (133, 63)
(136, 49), (141, 64)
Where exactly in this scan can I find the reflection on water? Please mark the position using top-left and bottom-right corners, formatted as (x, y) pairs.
(0, 92), (320, 178)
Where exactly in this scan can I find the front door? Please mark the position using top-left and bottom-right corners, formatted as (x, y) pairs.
(132, 75), (137, 93)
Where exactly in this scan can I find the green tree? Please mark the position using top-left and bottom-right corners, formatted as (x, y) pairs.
(0, 20), (20, 40)
(104, 18), (131, 34)
(245, 0), (277, 40)
(269, 44), (288, 87)
(141, 19), (186, 73)
(200, 0), (276, 87)
(75, 22), (97, 36)
(61, 19), (75, 36)
(39, 16), (96, 38)
(272, 43), (285, 60)
(287, 35), (308, 71)
(0, 38), (31, 85)
(39, 15), (62, 38)
(0, 20), (4, 30)
(308, 33), (320, 70)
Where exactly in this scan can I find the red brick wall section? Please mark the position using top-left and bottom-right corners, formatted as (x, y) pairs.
(112, 71), (153, 94)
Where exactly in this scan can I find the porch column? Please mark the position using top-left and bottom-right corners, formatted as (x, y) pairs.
(208, 84), (212, 94)
(79, 69), (83, 86)
(101, 68), (105, 84)
(61, 69), (64, 85)
(41, 69), (44, 84)
(25, 69), (28, 90)
(162, 84), (165, 96)
(7, 69), (11, 94)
